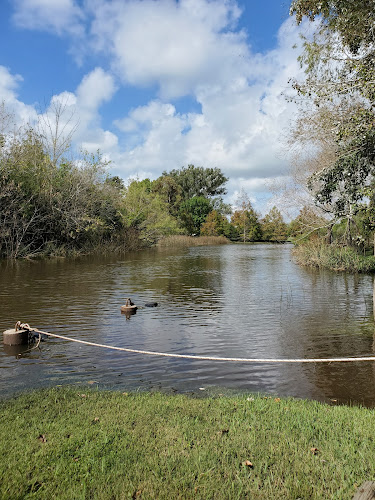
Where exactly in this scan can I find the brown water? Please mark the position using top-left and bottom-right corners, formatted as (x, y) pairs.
(1, 243), (375, 406)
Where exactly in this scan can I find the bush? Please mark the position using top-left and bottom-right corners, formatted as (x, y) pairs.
(293, 241), (375, 272)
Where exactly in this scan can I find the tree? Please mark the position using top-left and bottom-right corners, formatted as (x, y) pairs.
(200, 210), (236, 239)
(164, 165), (228, 200)
(152, 175), (182, 216)
(288, 206), (330, 241)
(231, 191), (262, 242)
(0, 126), (53, 258)
(37, 96), (79, 167)
(122, 179), (180, 244)
(288, 0), (375, 242)
(0, 103), (132, 258)
(290, 0), (375, 106)
(261, 207), (288, 242)
(178, 196), (212, 235)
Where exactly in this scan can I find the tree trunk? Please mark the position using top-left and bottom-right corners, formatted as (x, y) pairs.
(326, 223), (333, 244)
(346, 217), (352, 245)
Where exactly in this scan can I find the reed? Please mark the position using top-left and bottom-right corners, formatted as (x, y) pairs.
(293, 241), (375, 272)
(157, 235), (229, 247)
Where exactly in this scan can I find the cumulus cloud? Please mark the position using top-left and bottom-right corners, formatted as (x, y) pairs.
(88, 0), (249, 99)
(76, 67), (117, 111)
(6, 0), (308, 212)
(2, 66), (119, 161)
(0, 66), (37, 126)
(61, 68), (118, 153)
(12, 0), (84, 36)
(107, 17), (305, 211)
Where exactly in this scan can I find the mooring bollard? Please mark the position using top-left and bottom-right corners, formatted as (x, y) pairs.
(3, 327), (29, 346)
(120, 298), (138, 313)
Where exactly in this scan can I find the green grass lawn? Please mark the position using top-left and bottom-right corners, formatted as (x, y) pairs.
(0, 387), (374, 499)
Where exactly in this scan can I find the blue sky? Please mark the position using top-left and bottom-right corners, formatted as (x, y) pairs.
(0, 0), (305, 213)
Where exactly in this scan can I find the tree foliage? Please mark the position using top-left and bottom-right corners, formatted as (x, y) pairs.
(262, 207), (288, 242)
(288, 0), (375, 243)
(152, 175), (182, 216)
(290, 0), (375, 103)
(164, 164), (228, 200)
(178, 196), (212, 235)
(200, 210), (238, 239)
(0, 105), (131, 258)
(231, 191), (262, 242)
(122, 179), (180, 244)
(158, 164), (228, 234)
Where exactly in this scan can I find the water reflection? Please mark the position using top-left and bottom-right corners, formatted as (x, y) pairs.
(1, 244), (374, 406)
(121, 309), (137, 320)
(3, 343), (33, 357)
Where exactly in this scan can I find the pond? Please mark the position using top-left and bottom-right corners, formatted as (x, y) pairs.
(1, 243), (375, 406)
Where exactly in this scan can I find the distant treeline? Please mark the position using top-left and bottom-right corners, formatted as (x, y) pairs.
(0, 103), (298, 259)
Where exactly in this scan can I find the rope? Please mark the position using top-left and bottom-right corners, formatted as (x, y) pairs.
(14, 322), (375, 364)
(17, 333), (42, 356)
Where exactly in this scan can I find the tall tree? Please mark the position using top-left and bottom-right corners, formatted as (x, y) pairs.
(152, 175), (182, 216)
(262, 207), (288, 242)
(231, 191), (262, 242)
(288, 0), (375, 240)
(122, 179), (179, 244)
(164, 164), (228, 200)
(200, 210), (236, 239)
(178, 196), (212, 235)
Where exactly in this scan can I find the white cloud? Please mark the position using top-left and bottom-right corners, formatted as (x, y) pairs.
(0, 66), (37, 126)
(89, 0), (250, 99)
(71, 68), (118, 152)
(5, 0), (310, 212)
(76, 67), (117, 111)
(12, 0), (84, 36)
(81, 130), (118, 153)
(108, 18), (304, 196)
(0, 66), (22, 101)
(33, 68), (117, 158)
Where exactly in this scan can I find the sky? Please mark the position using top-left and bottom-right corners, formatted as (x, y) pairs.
(0, 0), (308, 214)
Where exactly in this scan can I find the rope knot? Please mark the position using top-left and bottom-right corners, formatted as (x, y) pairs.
(15, 321), (31, 331)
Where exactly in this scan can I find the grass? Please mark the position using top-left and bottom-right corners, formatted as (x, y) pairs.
(1, 388), (375, 499)
(293, 241), (375, 272)
(157, 235), (230, 247)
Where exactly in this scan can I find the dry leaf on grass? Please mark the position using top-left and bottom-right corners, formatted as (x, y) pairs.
(241, 460), (254, 468)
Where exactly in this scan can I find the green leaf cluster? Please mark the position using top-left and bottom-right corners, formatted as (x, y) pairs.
(289, 0), (375, 247)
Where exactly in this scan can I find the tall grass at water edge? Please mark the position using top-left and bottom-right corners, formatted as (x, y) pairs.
(1, 387), (375, 499)
(157, 235), (229, 247)
(293, 242), (375, 272)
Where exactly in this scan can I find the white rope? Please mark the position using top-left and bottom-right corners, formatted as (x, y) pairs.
(15, 322), (375, 364)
